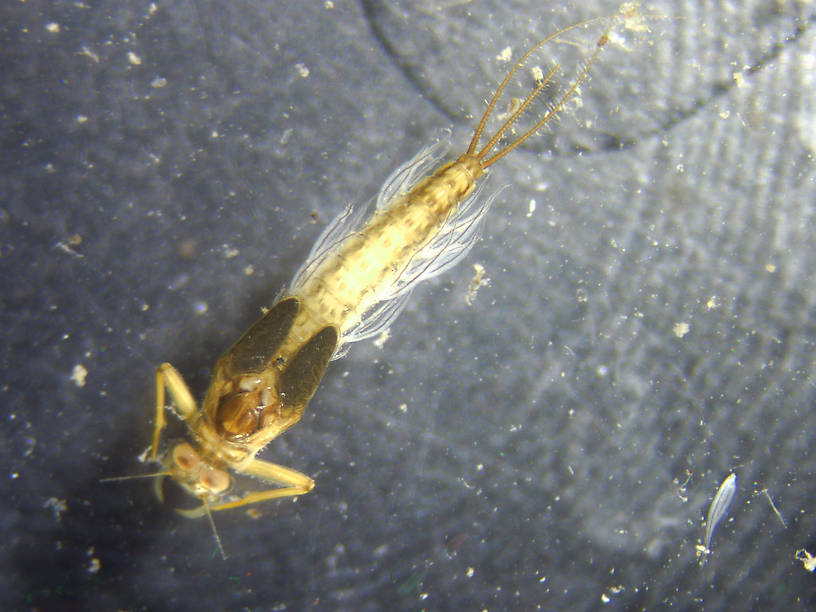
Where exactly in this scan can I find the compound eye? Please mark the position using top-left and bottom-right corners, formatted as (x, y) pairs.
(172, 442), (200, 471)
(200, 466), (230, 494)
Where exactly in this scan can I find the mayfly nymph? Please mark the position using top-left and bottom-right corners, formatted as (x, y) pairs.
(697, 472), (737, 562)
(131, 5), (649, 554)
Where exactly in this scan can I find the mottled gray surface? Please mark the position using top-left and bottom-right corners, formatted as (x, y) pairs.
(2, 0), (815, 609)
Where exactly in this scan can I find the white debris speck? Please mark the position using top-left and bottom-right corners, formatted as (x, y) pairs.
(466, 567), (474, 578)
(193, 301), (208, 315)
(526, 199), (536, 218)
(127, 51), (142, 65)
(796, 549), (816, 572)
(279, 127), (294, 146)
(151, 76), (168, 88)
(78, 46), (100, 63)
(137, 446), (151, 463)
(76, 114), (88, 124)
(373, 328), (390, 349)
(324, 0), (335, 8)
(373, 544), (388, 558)
(530, 65), (544, 82)
(496, 46), (512, 62)
(295, 63), (310, 78)
(45, 22), (60, 34)
(87, 557), (101, 574)
(244, 264), (254, 276)
(672, 322), (690, 338)
(465, 263), (490, 306)
(44, 497), (68, 522)
(71, 364), (88, 388)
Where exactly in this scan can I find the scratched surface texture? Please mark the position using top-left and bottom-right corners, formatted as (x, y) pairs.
(1, 0), (815, 609)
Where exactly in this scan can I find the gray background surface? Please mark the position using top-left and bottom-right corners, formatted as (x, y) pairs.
(2, 0), (815, 609)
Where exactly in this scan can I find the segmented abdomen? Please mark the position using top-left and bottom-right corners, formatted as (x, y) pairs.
(285, 154), (483, 352)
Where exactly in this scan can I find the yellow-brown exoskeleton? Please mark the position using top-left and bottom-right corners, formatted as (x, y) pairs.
(134, 5), (648, 556)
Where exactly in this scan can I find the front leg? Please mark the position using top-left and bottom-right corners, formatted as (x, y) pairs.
(151, 362), (198, 462)
(209, 457), (315, 513)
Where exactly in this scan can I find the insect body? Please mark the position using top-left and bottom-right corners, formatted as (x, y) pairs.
(698, 472), (737, 561)
(146, 8), (640, 542)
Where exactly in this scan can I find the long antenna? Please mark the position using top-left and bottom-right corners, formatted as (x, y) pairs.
(203, 498), (228, 560)
(99, 470), (172, 482)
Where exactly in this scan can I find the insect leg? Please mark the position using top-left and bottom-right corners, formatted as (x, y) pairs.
(151, 362), (197, 461)
(208, 457), (315, 512)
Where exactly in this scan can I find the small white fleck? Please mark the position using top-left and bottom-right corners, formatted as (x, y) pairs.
(373, 328), (391, 349)
(672, 322), (690, 338)
(295, 63), (310, 78)
(496, 46), (512, 62)
(87, 557), (101, 574)
(373, 544), (388, 558)
(796, 549), (816, 572)
(44, 497), (68, 522)
(45, 22), (60, 34)
(526, 199), (536, 217)
(466, 567), (474, 578)
(78, 46), (100, 63)
(71, 364), (88, 388)
(151, 76), (168, 88)
(279, 127), (294, 146)
(127, 51), (142, 65)
(465, 263), (490, 306)
(76, 114), (88, 124)
(193, 301), (208, 315)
